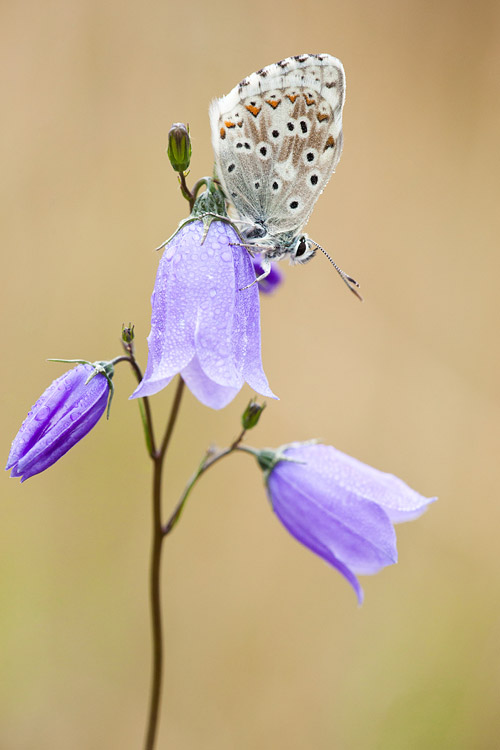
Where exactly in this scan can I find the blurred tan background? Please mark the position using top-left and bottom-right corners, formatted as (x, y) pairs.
(1, 0), (499, 747)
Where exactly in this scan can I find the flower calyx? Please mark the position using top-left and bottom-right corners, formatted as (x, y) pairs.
(255, 442), (310, 481)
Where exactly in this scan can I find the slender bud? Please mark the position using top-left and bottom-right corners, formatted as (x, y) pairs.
(167, 123), (191, 173)
(241, 399), (266, 430)
(6, 363), (113, 482)
(122, 323), (135, 344)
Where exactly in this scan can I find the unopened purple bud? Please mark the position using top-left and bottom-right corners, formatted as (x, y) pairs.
(6, 364), (111, 482)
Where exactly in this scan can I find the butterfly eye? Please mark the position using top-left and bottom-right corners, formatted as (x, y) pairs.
(295, 237), (308, 257)
(292, 236), (316, 265)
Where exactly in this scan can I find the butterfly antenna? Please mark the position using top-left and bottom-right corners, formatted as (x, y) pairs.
(315, 243), (363, 301)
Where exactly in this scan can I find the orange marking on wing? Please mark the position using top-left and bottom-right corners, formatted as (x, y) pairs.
(224, 120), (236, 128)
(266, 98), (281, 109)
(220, 127), (226, 139)
(324, 135), (336, 150)
(286, 94), (298, 103)
(245, 104), (261, 117)
(304, 94), (316, 106)
(317, 113), (329, 122)
(237, 121), (243, 127)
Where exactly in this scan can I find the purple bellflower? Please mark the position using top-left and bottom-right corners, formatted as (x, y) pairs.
(6, 363), (112, 482)
(259, 442), (436, 603)
(131, 216), (276, 409)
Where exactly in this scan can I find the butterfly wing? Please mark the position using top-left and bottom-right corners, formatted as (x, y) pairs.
(209, 53), (345, 240)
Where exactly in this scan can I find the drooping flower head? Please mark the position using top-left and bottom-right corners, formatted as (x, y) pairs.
(131, 184), (276, 409)
(258, 442), (436, 603)
(6, 362), (113, 482)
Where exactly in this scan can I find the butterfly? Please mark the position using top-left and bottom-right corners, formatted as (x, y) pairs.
(209, 53), (361, 298)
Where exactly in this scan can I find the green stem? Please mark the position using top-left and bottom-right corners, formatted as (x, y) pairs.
(121, 354), (156, 457)
(162, 427), (249, 537)
(179, 175), (208, 212)
(179, 171), (193, 207)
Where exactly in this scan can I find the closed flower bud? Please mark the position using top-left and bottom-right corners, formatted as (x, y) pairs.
(260, 442), (436, 603)
(6, 363), (112, 482)
(122, 323), (135, 344)
(241, 399), (266, 430)
(167, 123), (191, 173)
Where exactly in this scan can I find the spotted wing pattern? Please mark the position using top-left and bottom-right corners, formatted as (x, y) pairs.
(209, 53), (345, 241)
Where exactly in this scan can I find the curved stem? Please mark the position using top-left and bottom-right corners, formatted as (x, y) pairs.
(162, 428), (250, 537)
(179, 175), (208, 212)
(179, 172), (193, 207)
(163, 447), (232, 537)
(190, 178), (208, 208)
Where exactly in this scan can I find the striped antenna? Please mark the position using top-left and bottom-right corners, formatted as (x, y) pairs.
(314, 243), (363, 301)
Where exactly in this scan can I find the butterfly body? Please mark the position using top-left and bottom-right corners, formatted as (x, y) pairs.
(209, 53), (346, 269)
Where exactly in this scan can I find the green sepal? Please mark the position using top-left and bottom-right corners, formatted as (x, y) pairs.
(254, 441), (315, 482)
(154, 177), (244, 253)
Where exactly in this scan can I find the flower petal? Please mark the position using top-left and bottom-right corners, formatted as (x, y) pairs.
(6, 366), (82, 470)
(181, 354), (240, 410)
(12, 389), (108, 481)
(193, 222), (243, 389)
(302, 445), (436, 523)
(269, 462), (397, 575)
(131, 222), (209, 399)
(232, 245), (277, 399)
(270, 501), (365, 603)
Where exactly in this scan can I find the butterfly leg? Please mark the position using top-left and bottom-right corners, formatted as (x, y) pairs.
(239, 255), (272, 291)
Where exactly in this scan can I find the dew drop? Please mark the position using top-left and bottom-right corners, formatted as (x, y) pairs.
(165, 243), (177, 261)
(35, 406), (51, 422)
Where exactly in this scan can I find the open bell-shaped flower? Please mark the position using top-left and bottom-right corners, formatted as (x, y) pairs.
(257, 442), (436, 603)
(6, 362), (113, 482)
(131, 191), (276, 409)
